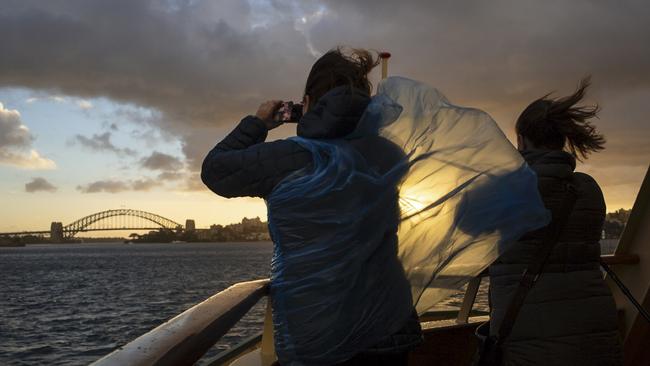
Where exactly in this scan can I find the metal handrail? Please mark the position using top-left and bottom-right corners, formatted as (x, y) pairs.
(91, 279), (269, 366)
(601, 254), (640, 265)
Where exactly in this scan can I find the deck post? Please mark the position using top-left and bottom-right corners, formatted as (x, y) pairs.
(379, 52), (391, 80)
(260, 298), (276, 365)
(456, 277), (482, 324)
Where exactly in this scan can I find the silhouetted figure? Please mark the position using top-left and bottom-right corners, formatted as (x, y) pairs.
(489, 77), (623, 365)
(202, 48), (421, 365)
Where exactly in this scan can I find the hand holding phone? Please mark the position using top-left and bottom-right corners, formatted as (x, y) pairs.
(275, 101), (303, 123)
(255, 100), (284, 130)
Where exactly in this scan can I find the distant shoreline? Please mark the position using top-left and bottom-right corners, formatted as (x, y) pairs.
(0, 242), (26, 247)
(0, 241), (274, 247)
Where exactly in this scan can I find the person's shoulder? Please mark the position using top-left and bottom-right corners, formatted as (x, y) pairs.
(348, 135), (406, 172)
(258, 138), (312, 162)
(572, 171), (605, 205)
(572, 171), (600, 189)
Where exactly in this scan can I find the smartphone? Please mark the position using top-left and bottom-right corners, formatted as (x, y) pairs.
(276, 101), (303, 123)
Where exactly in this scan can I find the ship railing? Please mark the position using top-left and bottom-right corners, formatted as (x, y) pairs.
(90, 279), (273, 366)
(91, 254), (640, 366)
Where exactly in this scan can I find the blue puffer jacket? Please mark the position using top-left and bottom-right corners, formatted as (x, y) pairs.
(489, 150), (623, 366)
(201, 87), (384, 198)
(201, 86), (422, 360)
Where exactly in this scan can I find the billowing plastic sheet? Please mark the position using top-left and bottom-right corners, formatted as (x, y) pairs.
(368, 77), (551, 312)
(266, 77), (550, 365)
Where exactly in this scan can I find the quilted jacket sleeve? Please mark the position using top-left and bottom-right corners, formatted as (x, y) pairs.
(201, 116), (313, 198)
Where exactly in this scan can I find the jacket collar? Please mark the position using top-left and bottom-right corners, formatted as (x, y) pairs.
(521, 149), (576, 179)
(297, 86), (371, 139)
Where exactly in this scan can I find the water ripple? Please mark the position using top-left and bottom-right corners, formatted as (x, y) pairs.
(0, 242), (273, 366)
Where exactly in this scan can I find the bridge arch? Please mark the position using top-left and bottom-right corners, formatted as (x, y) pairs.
(63, 209), (182, 238)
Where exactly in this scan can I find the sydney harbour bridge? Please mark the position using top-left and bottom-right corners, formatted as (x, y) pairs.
(0, 209), (191, 241)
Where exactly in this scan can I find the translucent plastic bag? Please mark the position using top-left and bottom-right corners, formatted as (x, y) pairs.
(369, 77), (551, 312)
(266, 77), (550, 365)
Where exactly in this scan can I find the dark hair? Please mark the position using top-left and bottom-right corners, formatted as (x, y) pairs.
(515, 77), (605, 161)
(304, 47), (379, 107)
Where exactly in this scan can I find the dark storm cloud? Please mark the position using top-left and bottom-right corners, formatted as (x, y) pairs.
(140, 151), (183, 171)
(1, 0), (648, 206)
(77, 180), (130, 193)
(317, 0), (650, 93)
(306, 0), (650, 205)
(131, 178), (160, 191)
(77, 178), (161, 193)
(25, 177), (57, 193)
(0, 0), (316, 168)
(71, 132), (137, 156)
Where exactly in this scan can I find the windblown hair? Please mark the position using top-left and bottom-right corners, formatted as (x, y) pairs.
(515, 77), (605, 161)
(304, 47), (379, 107)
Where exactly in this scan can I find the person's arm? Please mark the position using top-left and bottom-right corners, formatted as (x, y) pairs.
(201, 102), (312, 198)
(213, 115), (269, 153)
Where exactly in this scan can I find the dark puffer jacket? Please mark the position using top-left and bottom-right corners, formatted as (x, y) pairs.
(489, 150), (623, 366)
(201, 86), (422, 355)
(201, 87), (395, 198)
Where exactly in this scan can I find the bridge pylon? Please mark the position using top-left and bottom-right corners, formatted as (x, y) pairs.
(50, 222), (63, 243)
(185, 219), (196, 232)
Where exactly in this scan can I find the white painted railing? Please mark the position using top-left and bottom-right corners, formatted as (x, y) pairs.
(91, 279), (270, 366)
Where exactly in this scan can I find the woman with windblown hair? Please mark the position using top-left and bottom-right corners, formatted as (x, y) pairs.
(488, 77), (623, 365)
(201, 48), (422, 365)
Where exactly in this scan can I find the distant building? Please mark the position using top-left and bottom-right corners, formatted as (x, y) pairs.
(242, 217), (263, 231)
(185, 219), (196, 232)
(195, 229), (212, 241)
(50, 222), (63, 243)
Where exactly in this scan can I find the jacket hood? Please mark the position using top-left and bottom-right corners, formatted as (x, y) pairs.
(297, 86), (371, 139)
(521, 149), (576, 180)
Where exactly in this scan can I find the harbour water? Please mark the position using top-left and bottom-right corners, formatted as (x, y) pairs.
(0, 242), (273, 366)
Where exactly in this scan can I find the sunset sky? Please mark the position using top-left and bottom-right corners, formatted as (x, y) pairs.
(1, 0), (648, 233)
